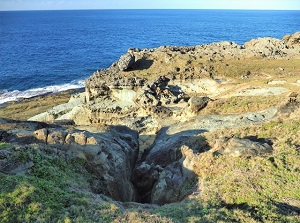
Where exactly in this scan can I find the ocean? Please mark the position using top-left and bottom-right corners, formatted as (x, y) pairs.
(0, 9), (299, 104)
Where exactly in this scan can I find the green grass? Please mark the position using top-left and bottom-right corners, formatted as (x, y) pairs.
(0, 145), (121, 223)
(0, 143), (11, 150)
(113, 119), (300, 222)
(1, 119), (300, 222)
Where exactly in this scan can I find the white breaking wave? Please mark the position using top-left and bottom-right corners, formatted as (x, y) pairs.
(0, 80), (85, 105)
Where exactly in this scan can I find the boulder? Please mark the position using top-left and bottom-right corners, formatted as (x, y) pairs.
(188, 96), (210, 113)
(34, 128), (48, 142)
(47, 129), (67, 145)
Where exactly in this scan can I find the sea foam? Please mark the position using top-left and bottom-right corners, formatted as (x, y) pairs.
(0, 80), (85, 105)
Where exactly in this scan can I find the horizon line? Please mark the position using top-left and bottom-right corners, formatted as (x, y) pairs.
(1, 8), (300, 12)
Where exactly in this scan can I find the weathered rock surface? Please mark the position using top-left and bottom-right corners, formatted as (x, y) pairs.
(29, 32), (300, 130)
(188, 96), (210, 113)
(118, 52), (135, 71)
(132, 128), (208, 204)
(283, 32), (300, 47)
(0, 118), (139, 202)
(213, 137), (273, 157)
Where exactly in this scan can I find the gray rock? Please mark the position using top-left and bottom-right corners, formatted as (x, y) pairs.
(133, 127), (208, 204)
(0, 119), (140, 202)
(213, 137), (273, 157)
(47, 130), (67, 145)
(188, 96), (210, 113)
(118, 52), (135, 71)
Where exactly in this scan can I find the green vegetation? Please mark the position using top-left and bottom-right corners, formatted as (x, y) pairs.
(211, 58), (300, 78)
(0, 143), (11, 149)
(0, 145), (120, 223)
(1, 119), (299, 222)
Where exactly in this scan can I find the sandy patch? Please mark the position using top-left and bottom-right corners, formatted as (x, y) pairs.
(231, 87), (289, 97)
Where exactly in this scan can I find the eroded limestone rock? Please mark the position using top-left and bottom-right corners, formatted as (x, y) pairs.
(283, 32), (300, 48)
(118, 52), (135, 71)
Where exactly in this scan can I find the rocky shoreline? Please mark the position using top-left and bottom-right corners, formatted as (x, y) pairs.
(0, 32), (300, 220)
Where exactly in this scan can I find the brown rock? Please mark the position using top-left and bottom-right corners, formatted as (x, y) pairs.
(73, 132), (87, 145)
(118, 52), (135, 71)
(34, 128), (48, 142)
(47, 130), (67, 145)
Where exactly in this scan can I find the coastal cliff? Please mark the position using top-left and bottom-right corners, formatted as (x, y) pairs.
(0, 32), (300, 222)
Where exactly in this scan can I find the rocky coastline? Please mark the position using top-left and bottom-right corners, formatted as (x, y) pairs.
(0, 32), (300, 221)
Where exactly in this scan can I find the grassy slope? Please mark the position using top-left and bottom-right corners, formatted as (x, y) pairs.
(0, 118), (299, 222)
(0, 144), (122, 223)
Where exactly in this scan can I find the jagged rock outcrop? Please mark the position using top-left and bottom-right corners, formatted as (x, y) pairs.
(134, 76), (180, 108)
(283, 32), (300, 47)
(84, 32), (300, 105)
(244, 37), (287, 57)
(29, 32), (300, 128)
(118, 52), (135, 71)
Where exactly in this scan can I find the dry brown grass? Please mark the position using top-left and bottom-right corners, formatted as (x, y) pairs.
(121, 51), (300, 81)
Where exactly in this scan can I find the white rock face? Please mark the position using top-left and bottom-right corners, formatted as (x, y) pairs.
(111, 88), (137, 104)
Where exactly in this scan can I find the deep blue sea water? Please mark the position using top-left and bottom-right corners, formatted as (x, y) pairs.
(0, 9), (299, 103)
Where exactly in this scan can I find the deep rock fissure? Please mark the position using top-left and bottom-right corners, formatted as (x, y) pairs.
(126, 127), (209, 205)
